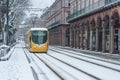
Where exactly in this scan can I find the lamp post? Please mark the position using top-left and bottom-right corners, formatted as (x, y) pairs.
(31, 14), (38, 28)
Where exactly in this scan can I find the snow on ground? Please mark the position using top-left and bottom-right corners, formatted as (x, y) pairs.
(0, 43), (34, 80)
(1, 41), (120, 80)
(47, 50), (120, 80)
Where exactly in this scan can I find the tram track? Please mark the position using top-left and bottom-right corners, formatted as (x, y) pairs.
(50, 47), (120, 66)
(23, 48), (40, 80)
(23, 48), (64, 80)
(50, 47), (120, 65)
(21, 41), (120, 80)
(21, 42), (64, 80)
(34, 54), (65, 80)
(35, 53), (100, 80)
(42, 49), (120, 79)
(24, 47), (120, 80)
(49, 48), (120, 73)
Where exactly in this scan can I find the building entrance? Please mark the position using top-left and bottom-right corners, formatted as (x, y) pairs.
(65, 29), (70, 46)
(98, 29), (102, 51)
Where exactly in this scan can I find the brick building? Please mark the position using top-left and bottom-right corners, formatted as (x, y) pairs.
(67, 0), (120, 53)
(41, 0), (70, 46)
(41, 0), (120, 53)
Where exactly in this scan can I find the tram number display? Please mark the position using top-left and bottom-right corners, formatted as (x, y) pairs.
(32, 31), (46, 36)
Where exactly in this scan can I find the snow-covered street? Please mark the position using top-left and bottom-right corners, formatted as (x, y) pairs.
(1, 0), (120, 80)
(0, 41), (120, 80)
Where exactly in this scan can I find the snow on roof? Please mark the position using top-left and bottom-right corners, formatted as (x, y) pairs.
(30, 28), (48, 31)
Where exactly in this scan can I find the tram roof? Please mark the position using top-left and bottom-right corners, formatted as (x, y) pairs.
(30, 28), (48, 31)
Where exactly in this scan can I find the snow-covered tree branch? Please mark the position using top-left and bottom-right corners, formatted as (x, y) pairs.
(9, 0), (31, 26)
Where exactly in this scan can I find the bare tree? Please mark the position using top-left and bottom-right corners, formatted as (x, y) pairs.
(9, 0), (31, 27)
(2, 0), (31, 45)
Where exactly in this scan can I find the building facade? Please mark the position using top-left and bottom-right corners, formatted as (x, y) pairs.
(41, 0), (70, 46)
(41, 0), (120, 54)
(67, 0), (120, 53)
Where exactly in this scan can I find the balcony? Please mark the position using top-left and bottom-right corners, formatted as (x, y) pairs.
(47, 20), (61, 29)
(67, 0), (120, 22)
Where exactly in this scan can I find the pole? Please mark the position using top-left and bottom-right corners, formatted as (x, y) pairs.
(6, 0), (9, 27)
(31, 14), (37, 28)
(5, 0), (9, 45)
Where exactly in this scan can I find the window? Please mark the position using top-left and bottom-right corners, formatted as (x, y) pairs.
(66, 0), (70, 7)
(81, 0), (85, 9)
(32, 31), (47, 44)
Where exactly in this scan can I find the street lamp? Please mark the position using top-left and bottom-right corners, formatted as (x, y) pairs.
(30, 13), (38, 28)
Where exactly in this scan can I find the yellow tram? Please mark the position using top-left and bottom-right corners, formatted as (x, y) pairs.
(25, 28), (49, 53)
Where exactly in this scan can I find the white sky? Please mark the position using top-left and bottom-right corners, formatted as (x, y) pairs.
(26, 0), (55, 17)
(30, 0), (55, 8)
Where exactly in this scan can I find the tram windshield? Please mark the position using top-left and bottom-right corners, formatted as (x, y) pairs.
(32, 30), (47, 44)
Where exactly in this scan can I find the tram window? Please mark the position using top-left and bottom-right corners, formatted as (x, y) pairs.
(32, 31), (47, 44)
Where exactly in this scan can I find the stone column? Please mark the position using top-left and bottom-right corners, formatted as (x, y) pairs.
(75, 28), (77, 48)
(96, 27), (99, 51)
(84, 30), (87, 50)
(78, 28), (80, 48)
(81, 29), (84, 49)
(61, 26), (66, 46)
(73, 28), (76, 48)
(102, 20), (106, 52)
(79, 27), (82, 49)
(70, 27), (73, 47)
(110, 19), (115, 53)
(76, 27), (79, 48)
(79, 28), (81, 49)
(90, 28), (93, 50)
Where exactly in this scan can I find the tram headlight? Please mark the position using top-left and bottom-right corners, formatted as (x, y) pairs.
(33, 45), (37, 48)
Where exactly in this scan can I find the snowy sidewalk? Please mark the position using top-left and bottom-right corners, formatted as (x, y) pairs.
(0, 43), (34, 80)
